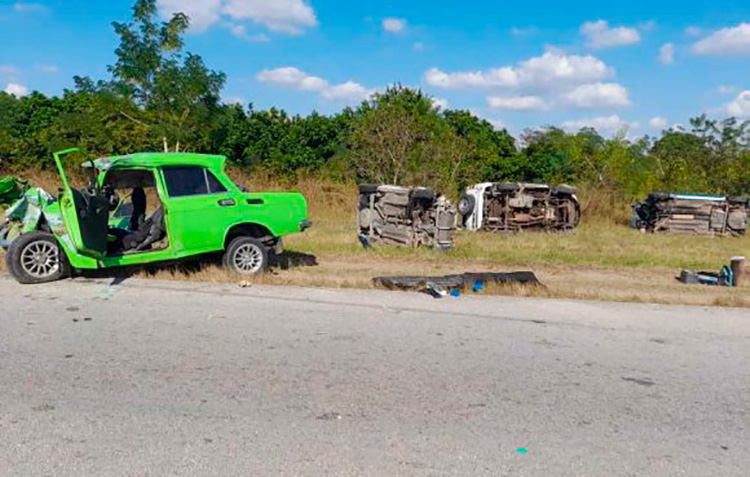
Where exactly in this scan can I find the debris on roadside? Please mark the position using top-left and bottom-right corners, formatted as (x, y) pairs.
(238, 280), (252, 288)
(374, 271), (541, 298)
(678, 256), (745, 287)
(0, 176), (28, 207)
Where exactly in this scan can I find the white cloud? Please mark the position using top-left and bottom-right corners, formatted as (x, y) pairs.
(256, 67), (328, 91)
(639, 20), (658, 32)
(229, 24), (269, 41)
(320, 81), (374, 102)
(693, 23), (750, 56)
(510, 26), (537, 37)
(718, 85), (737, 95)
(157, 0), (318, 36)
(561, 115), (639, 134)
(580, 20), (641, 49)
(659, 43), (675, 65)
(256, 67), (374, 103)
(35, 64), (59, 73)
(425, 51), (613, 91)
(158, 0), (222, 32)
(4, 82), (28, 96)
(648, 117), (668, 129)
(12, 2), (48, 14)
(431, 97), (449, 110)
(724, 90), (750, 117)
(487, 95), (549, 111)
(382, 17), (407, 34)
(685, 26), (703, 38)
(0, 65), (19, 79)
(561, 82), (631, 109)
(486, 118), (507, 131)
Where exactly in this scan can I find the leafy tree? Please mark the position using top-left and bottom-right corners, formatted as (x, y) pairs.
(108, 0), (226, 151)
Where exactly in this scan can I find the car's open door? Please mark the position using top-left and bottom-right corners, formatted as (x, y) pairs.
(54, 148), (109, 258)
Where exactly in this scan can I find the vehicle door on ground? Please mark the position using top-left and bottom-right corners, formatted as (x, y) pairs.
(160, 165), (239, 253)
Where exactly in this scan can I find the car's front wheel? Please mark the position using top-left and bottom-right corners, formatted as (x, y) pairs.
(6, 231), (70, 284)
(223, 237), (269, 275)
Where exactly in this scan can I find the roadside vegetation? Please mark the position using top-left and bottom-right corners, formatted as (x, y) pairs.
(2, 0), (750, 307)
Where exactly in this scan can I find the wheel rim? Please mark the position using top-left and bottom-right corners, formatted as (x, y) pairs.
(233, 243), (264, 274)
(20, 240), (60, 279)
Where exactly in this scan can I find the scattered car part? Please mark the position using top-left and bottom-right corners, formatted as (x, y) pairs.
(632, 193), (747, 235)
(679, 256), (745, 288)
(3, 148), (311, 284)
(0, 176), (28, 207)
(459, 182), (580, 232)
(357, 184), (457, 250)
(373, 271), (541, 294)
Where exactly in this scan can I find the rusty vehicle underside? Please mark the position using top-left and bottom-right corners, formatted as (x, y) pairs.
(632, 193), (748, 235)
(357, 184), (456, 250)
(459, 183), (580, 232)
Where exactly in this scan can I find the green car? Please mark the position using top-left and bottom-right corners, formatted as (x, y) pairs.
(1, 148), (311, 284)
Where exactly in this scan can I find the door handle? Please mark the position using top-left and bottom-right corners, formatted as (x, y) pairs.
(247, 198), (264, 205)
(218, 199), (236, 207)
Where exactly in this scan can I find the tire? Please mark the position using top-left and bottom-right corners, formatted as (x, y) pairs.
(6, 231), (70, 284)
(727, 196), (747, 205)
(222, 236), (269, 275)
(552, 185), (577, 196)
(358, 184), (380, 194)
(457, 194), (476, 216)
(493, 182), (520, 192)
(410, 187), (436, 201)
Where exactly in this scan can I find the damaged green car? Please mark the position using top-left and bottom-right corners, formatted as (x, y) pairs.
(1, 149), (311, 284)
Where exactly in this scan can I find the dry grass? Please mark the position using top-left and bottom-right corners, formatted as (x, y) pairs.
(3, 169), (750, 308)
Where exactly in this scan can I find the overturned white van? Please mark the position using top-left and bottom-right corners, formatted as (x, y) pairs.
(458, 182), (580, 232)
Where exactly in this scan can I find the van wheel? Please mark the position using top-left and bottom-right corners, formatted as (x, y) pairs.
(6, 231), (70, 284)
(223, 237), (269, 275)
(457, 194), (476, 216)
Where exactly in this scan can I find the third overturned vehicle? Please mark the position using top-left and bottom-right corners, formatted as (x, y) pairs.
(458, 182), (580, 232)
(632, 193), (748, 235)
(357, 184), (456, 250)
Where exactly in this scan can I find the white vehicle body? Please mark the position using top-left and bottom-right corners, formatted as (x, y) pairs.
(458, 182), (581, 232)
(460, 183), (494, 231)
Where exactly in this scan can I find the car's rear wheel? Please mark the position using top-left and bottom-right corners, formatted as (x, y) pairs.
(6, 231), (70, 284)
(223, 237), (269, 275)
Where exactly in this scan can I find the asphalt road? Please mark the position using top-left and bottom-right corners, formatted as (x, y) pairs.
(1, 275), (749, 476)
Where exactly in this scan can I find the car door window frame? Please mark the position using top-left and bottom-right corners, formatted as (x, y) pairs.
(162, 166), (230, 198)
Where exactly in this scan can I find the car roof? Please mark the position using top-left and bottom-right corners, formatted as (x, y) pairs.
(90, 152), (227, 171)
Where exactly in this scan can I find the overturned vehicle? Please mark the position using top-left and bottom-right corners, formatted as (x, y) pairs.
(357, 184), (456, 250)
(632, 193), (748, 235)
(458, 182), (580, 232)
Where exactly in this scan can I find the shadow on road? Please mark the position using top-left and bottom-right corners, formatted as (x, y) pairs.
(76, 250), (319, 286)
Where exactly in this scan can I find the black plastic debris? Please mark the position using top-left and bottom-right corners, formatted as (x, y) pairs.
(374, 271), (541, 297)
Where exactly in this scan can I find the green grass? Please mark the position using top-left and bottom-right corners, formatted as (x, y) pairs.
(288, 211), (749, 272)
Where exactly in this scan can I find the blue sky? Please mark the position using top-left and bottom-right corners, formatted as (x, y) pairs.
(2, 0), (750, 137)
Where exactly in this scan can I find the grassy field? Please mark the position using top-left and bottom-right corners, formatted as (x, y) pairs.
(2, 171), (750, 307)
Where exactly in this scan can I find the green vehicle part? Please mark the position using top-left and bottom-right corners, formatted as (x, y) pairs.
(3, 149), (311, 283)
(0, 176), (28, 207)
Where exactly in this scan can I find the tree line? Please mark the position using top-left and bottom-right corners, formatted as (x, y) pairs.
(1, 0), (749, 205)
